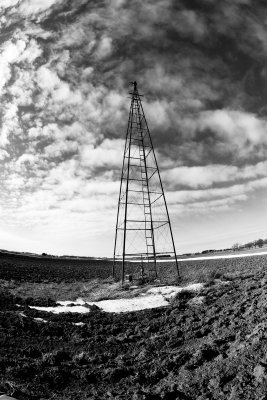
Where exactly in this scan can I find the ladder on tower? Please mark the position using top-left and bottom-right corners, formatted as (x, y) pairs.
(138, 134), (156, 269)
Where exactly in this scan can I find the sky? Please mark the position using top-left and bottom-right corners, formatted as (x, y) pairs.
(0, 0), (267, 256)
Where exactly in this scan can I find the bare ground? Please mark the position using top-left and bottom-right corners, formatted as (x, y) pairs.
(1, 254), (267, 399)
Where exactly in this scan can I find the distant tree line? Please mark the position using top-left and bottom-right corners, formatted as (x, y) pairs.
(231, 238), (267, 251)
(182, 238), (267, 257)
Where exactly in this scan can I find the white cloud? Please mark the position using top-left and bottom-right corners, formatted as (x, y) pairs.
(54, 83), (83, 104)
(18, 38), (42, 63)
(9, 69), (35, 106)
(16, 153), (37, 165)
(44, 140), (78, 158)
(35, 65), (83, 112)
(145, 99), (171, 129)
(0, 40), (26, 93)
(36, 66), (61, 90)
(18, 0), (62, 16)
(95, 36), (113, 59)
(0, 103), (21, 147)
(1, 40), (26, 62)
(80, 138), (124, 169)
(170, 194), (248, 215)
(162, 160), (267, 189)
(172, 109), (267, 164)
(28, 123), (57, 139)
(166, 177), (267, 206)
(53, 50), (70, 76)
(7, 174), (25, 190)
(24, 22), (52, 39)
(28, 121), (96, 160)
(200, 109), (266, 144)
(0, 149), (9, 160)
(198, 109), (267, 158)
(0, 0), (20, 9)
(57, 18), (96, 50)
(38, 160), (119, 208)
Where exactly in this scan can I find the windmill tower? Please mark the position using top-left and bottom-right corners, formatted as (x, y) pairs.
(113, 81), (179, 284)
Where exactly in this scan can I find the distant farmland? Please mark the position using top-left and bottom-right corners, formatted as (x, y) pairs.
(0, 250), (266, 283)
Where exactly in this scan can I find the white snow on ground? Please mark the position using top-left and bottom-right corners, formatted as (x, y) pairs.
(34, 317), (48, 323)
(178, 251), (267, 261)
(29, 283), (204, 314)
(147, 283), (203, 297)
(126, 250), (267, 263)
(58, 299), (85, 306)
(19, 312), (26, 317)
(30, 296), (170, 314)
(92, 295), (170, 313)
(29, 305), (91, 314)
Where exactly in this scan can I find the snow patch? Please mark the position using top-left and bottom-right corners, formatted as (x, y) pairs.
(29, 283), (204, 314)
(147, 283), (203, 298)
(126, 250), (267, 262)
(178, 251), (267, 261)
(19, 312), (27, 317)
(29, 305), (90, 314)
(34, 317), (48, 323)
(94, 295), (170, 313)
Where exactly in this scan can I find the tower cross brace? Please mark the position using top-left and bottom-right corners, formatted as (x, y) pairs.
(113, 81), (180, 284)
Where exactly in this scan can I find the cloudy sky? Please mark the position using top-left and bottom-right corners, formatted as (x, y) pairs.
(0, 0), (267, 256)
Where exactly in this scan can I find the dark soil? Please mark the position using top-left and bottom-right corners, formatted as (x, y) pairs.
(0, 252), (113, 282)
(2, 263), (267, 399)
(0, 251), (266, 284)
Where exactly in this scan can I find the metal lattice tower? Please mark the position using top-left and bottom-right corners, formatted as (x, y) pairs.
(113, 81), (179, 284)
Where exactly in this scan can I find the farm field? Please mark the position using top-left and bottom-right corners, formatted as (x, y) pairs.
(1, 253), (267, 399)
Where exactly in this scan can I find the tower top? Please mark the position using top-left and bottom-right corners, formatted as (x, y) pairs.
(130, 80), (138, 91)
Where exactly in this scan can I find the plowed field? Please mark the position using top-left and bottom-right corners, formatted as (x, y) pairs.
(1, 253), (267, 399)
